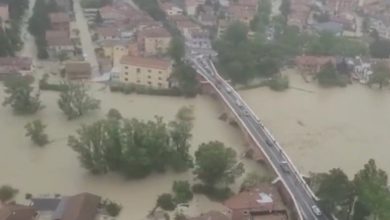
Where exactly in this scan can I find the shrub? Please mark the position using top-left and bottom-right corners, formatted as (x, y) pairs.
(191, 184), (233, 201)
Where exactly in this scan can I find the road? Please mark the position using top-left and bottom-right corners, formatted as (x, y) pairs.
(73, 0), (99, 77)
(186, 50), (329, 220)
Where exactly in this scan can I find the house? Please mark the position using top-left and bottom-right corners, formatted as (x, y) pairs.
(30, 193), (101, 220)
(95, 27), (121, 40)
(0, 56), (32, 72)
(64, 61), (92, 79)
(0, 204), (38, 220)
(160, 2), (184, 16)
(137, 27), (172, 55)
(295, 55), (335, 74)
(120, 55), (172, 88)
(224, 186), (287, 220)
(46, 30), (74, 58)
(184, 0), (199, 16)
(49, 12), (70, 31)
(0, 56), (32, 79)
(188, 211), (230, 220)
(287, 3), (311, 31)
(227, 4), (256, 25)
(0, 3), (9, 30)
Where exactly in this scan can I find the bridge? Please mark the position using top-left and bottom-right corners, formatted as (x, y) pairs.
(185, 45), (329, 220)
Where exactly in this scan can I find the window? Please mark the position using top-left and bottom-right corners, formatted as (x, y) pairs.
(124, 66), (128, 69)
(125, 72), (128, 75)
(148, 69), (151, 73)
(136, 68), (141, 73)
(136, 80), (140, 83)
(124, 78), (128, 81)
(158, 77), (162, 80)
(158, 71), (162, 74)
(158, 83), (162, 87)
(147, 81), (152, 85)
(148, 75), (151, 79)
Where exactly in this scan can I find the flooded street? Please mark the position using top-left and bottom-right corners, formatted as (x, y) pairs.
(240, 71), (390, 176)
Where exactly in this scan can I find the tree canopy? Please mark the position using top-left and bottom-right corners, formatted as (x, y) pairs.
(311, 159), (390, 219)
(0, 185), (18, 202)
(370, 38), (390, 59)
(2, 75), (43, 114)
(69, 109), (194, 178)
(57, 82), (100, 120)
(369, 62), (390, 89)
(25, 119), (49, 146)
(194, 141), (244, 187)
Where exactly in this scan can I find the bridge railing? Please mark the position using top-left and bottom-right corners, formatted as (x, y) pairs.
(208, 61), (318, 201)
(195, 60), (304, 220)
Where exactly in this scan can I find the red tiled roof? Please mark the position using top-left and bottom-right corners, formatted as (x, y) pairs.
(96, 27), (120, 37)
(295, 55), (335, 66)
(49, 12), (70, 24)
(121, 56), (171, 70)
(139, 27), (171, 38)
(60, 193), (100, 220)
(188, 211), (230, 220)
(0, 56), (32, 70)
(46, 30), (72, 46)
(0, 204), (37, 220)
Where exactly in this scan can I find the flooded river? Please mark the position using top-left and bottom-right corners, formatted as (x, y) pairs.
(0, 70), (389, 218)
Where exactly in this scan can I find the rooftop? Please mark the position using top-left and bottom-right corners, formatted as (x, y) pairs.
(46, 30), (72, 46)
(30, 198), (61, 211)
(0, 204), (37, 220)
(65, 61), (92, 73)
(139, 27), (171, 38)
(0, 3), (9, 21)
(121, 56), (171, 70)
(188, 211), (230, 220)
(96, 27), (121, 37)
(49, 12), (70, 24)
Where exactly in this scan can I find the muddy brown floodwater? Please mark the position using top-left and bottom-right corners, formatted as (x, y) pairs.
(240, 71), (390, 176)
(1, 70), (390, 219)
(0, 84), (263, 219)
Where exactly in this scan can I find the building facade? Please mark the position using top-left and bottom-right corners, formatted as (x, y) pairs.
(120, 56), (172, 88)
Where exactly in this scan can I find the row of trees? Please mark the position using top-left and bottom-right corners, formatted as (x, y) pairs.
(28, 0), (50, 58)
(310, 159), (390, 220)
(2, 75), (100, 119)
(68, 107), (194, 178)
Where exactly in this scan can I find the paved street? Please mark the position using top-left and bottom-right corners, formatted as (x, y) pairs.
(73, 0), (99, 77)
(18, 0), (37, 60)
(187, 47), (329, 220)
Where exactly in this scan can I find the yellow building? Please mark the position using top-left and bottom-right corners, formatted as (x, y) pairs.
(120, 56), (172, 88)
(138, 27), (172, 56)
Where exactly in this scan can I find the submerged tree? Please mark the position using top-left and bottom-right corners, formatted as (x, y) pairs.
(2, 75), (43, 114)
(58, 82), (100, 120)
(172, 180), (193, 204)
(194, 141), (244, 187)
(25, 119), (49, 146)
(0, 185), (19, 202)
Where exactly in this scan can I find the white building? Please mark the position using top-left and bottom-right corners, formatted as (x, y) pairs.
(370, 16), (390, 39)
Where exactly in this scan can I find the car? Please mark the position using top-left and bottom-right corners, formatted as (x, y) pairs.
(236, 99), (243, 108)
(265, 139), (273, 147)
(311, 205), (322, 216)
(279, 161), (290, 173)
(243, 110), (249, 116)
(226, 87), (232, 93)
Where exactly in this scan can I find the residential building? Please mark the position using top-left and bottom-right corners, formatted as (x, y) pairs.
(64, 61), (92, 79)
(188, 211), (230, 220)
(95, 27), (121, 40)
(49, 12), (70, 31)
(224, 186), (287, 220)
(30, 193), (102, 220)
(287, 2), (311, 31)
(295, 55), (335, 74)
(137, 27), (172, 55)
(185, 29), (211, 49)
(159, 1), (184, 16)
(0, 3), (9, 30)
(227, 4), (256, 25)
(184, 0), (199, 16)
(0, 204), (38, 220)
(120, 55), (172, 88)
(46, 30), (74, 58)
(0, 56), (32, 73)
(198, 12), (217, 27)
